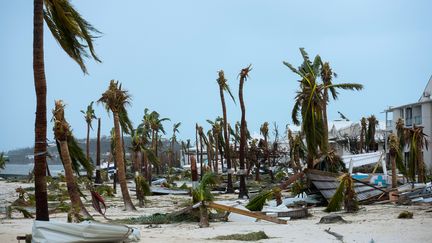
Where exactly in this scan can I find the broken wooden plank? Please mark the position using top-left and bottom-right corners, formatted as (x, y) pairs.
(206, 202), (287, 224)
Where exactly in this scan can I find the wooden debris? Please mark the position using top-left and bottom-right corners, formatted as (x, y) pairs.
(206, 202), (287, 224)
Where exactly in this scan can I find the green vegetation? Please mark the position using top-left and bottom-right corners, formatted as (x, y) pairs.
(212, 231), (269, 241)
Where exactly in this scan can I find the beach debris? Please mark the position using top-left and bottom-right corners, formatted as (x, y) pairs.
(91, 190), (107, 218)
(6, 205), (34, 219)
(211, 231), (269, 241)
(16, 234), (32, 243)
(245, 189), (274, 211)
(32, 220), (140, 242)
(307, 169), (385, 205)
(398, 211), (413, 219)
(319, 214), (347, 224)
(324, 228), (344, 242)
(397, 182), (432, 205)
(206, 202), (287, 224)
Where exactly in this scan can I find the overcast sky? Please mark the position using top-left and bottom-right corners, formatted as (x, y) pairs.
(1, 0), (431, 152)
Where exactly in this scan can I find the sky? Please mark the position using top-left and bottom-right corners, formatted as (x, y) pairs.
(1, 0), (431, 152)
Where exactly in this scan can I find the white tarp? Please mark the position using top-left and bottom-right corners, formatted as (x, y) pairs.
(32, 220), (140, 243)
(341, 151), (383, 168)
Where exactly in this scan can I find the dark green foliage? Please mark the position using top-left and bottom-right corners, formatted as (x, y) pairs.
(10, 206), (34, 218)
(95, 184), (115, 197)
(398, 211), (413, 219)
(192, 172), (219, 203)
(114, 212), (199, 225)
(43, 0), (101, 74)
(245, 190), (273, 211)
(324, 182), (344, 213)
(136, 175), (151, 196)
(212, 231), (269, 241)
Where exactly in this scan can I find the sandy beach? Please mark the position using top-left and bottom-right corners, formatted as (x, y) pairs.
(1, 180), (432, 243)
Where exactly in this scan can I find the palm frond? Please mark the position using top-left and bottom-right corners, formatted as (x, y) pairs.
(43, 0), (101, 74)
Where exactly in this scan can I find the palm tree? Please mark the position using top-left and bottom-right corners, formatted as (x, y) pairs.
(367, 115), (379, 152)
(238, 65), (251, 199)
(98, 80), (136, 211)
(81, 101), (97, 165)
(170, 122), (181, 168)
(320, 61), (363, 153)
(147, 110), (169, 175)
(359, 117), (367, 153)
(405, 125), (428, 183)
(260, 122), (273, 181)
(216, 70), (236, 193)
(52, 100), (92, 220)
(33, 0), (100, 220)
(192, 172), (218, 228)
(388, 133), (401, 188)
(284, 49), (324, 169)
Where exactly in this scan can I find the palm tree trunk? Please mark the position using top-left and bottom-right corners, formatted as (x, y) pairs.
(238, 73), (248, 199)
(220, 87), (234, 193)
(199, 134), (204, 179)
(113, 113), (136, 211)
(86, 123), (90, 162)
(391, 153), (397, 188)
(417, 143), (425, 183)
(59, 140), (91, 219)
(33, 0), (49, 221)
(198, 204), (209, 228)
(322, 90), (329, 153)
(95, 118), (102, 184)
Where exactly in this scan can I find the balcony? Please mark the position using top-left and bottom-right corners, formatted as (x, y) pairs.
(386, 120), (393, 130)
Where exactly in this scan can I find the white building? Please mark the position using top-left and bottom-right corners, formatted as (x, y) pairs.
(385, 75), (432, 170)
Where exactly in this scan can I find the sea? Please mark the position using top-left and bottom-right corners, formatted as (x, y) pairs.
(0, 163), (65, 177)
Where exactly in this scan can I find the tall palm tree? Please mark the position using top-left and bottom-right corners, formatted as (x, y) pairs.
(33, 0), (100, 220)
(98, 80), (136, 211)
(216, 70), (236, 193)
(52, 100), (92, 219)
(148, 111), (169, 175)
(238, 65), (251, 199)
(320, 61), (363, 153)
(81, 101), (97, 164)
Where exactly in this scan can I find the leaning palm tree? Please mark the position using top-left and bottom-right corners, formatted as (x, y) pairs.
(98, 80), (136, 211)
(320, 61), (363, 153)
(33, 0), (101, 220)
(81, 101), (97, 164)
(52, 100), (93, 220)
(238, 65), (251, 199)
(216, 70), (236, 193)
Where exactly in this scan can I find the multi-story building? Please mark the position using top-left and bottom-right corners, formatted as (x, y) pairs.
(385, 76), (432, 170)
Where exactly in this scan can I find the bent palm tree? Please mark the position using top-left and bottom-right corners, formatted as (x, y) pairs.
(217, 70), (236, 192)
(405, 126), (428, 183)
(388, 133), (402, 188)
(98, 80), (136, 211)
(170, 122), (181, 168)
(33, 0), (100, 220)
(52, 100), (92, 220)
(359, 117), (367, 153)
